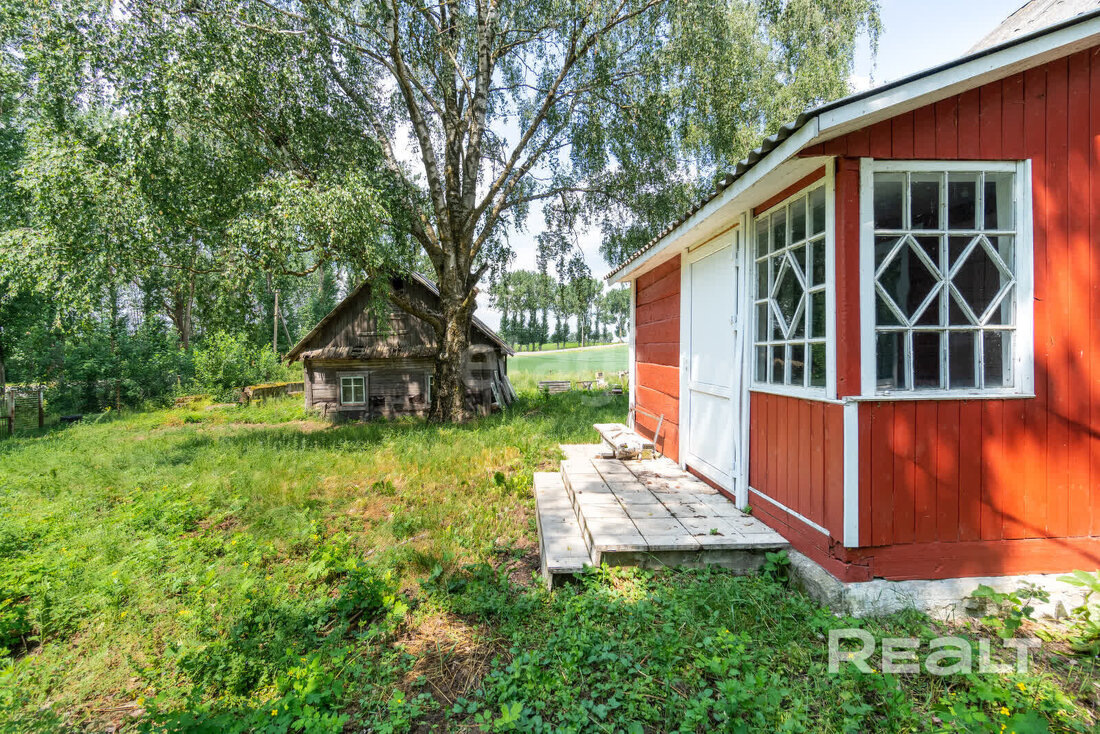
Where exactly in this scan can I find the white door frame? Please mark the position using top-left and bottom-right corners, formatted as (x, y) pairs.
(678, 224), (747, 504)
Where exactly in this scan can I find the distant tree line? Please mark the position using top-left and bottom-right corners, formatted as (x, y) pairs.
(490, 270), (629, 351)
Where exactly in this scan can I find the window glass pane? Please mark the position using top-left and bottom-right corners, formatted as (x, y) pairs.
(914, 235), (940, 270)
(874, 173), (905, 229)
(913, 288), (943, 326)
(986, 284), (1015, 326)
(790, 198), (807, 242)
(810, 343), (827, 387)
(790, 343), (806, 386)
(910, 173), (941, 229)
(756, 257), (769, 298)
(876, 292), (902, 326)
(773, 257), (802, 334)
(755, 218), (770, 258)
(810, 237), (826, 286)
(948, 235), (974, 267)
(984, 172), (1014, 229)
(949, 288), (976, 325)
(949, 332), (976, 389)
(771, 303), (785, 340)
(984, 331), (1013, 388)
(756, 346), (768, 381)
(790, 244), (807, 278)
(875, 236), (901, 268)
(876, 332), (907, 390)
(770, 345), (785, 383)
(879, 241), (938, 321)
(810, 291), (826, 337)
(947, 173), (978, 229)
(770, 210), (787, 252)
(953, 238), (1009, 322)
(913, 332), (942, 388)
(791, 295), (806, 338)
(810, 186), (827, 235)
(990, 234), (1014, 272)
(756, 302), (769, 340)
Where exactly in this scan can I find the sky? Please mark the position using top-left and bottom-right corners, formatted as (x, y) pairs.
(475, 0), (1028, 330)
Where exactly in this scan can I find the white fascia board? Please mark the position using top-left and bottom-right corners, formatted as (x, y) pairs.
(607, 118), (822, 284)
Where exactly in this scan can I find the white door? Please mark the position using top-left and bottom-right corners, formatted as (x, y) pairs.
(684, 230), (741, 489)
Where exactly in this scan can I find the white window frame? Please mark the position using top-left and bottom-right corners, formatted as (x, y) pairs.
(338, 373), (367, 406)
(858, 158), (1035, 399)
(750, 169), (837, 400)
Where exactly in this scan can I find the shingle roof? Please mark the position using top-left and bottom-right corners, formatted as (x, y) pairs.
(971, 0), (1100, 52)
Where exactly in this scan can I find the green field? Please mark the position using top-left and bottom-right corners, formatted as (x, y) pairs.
(0, 391), (1096, 732)
(507, 344), (628, 391)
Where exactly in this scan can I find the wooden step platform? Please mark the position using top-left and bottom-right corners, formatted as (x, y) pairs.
(534, 444), (789, 588)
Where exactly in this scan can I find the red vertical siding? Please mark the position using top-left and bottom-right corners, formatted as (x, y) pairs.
(748, 392), (844, 539)
(633, 256), (680, 460)
(816, 47), (1100, 578)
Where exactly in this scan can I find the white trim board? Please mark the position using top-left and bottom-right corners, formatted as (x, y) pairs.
(748, 487), (831, 538)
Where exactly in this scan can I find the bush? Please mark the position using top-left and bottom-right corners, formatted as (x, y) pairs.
(192, 332), (292, 401)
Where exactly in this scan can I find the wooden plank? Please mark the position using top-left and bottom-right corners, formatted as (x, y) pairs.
(978, 80), (1003, 158)
(845, 126), (870, 157)
(635, 342), (679, 367)
(635, 362), (680, 397)
(958, 87), (980, 156)
(870, 403), (894, 546)
(1066, 49), (1092, 538)
(777, 396), (790, 509)
(635, 295), (680, 325)
(980, 400), (1005, 541)
(768, 394), (779, 503)
(913, 401), (938, 543)
(1002, 399), (1030, 539)
(635, 384), (678, 422)
(891, 113), (915, 158)
(635, 318), (679, 345)
(892, 401), (916, 545)
(835, 159), (862, 397)
(749, 393), (761, 489)
(798, 399), (812, 521)
(868, 119), (893, 158)
(934, 97), (959, 158)
(824, 404), (845, 539)
(1001, 72), (1026, 159)
(1045, 56), (1070, 540)
(1024, 63), (1049, 537)
(958, 401), (983, 542)
(636, 255), (680, 289)
(1091, 46), (1100, 538)
(809, 401), (825, 527)
(913, 104), (937, 158)
(635, 268), (680, 306)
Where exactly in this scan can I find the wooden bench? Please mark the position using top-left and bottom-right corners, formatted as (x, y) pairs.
(538, 380), (573, 395)
(593, 423), (656, 460)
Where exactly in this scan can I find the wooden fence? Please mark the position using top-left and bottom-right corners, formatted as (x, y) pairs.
(4, 387), (44, 435)
(240, 381), (305, 405)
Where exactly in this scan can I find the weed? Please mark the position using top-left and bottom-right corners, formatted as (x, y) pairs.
(970, 583), (1049, 638)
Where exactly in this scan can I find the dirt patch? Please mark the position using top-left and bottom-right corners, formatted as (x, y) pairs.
(399, 614), (506, 709)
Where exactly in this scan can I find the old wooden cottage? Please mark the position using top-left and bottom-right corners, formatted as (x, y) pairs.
(286, 274), (514, 419)
(608, 2), (1100, 588)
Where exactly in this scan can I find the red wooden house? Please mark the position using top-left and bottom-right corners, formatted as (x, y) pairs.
(608, 3), (1100, 586)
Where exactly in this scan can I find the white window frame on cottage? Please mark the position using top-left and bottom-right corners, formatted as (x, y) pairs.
(859, 159), (1035, 399)
(751, 173), (836, 400)
(339, 374), (367, 406)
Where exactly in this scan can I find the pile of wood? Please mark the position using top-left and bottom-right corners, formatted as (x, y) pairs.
(537, 380), (572, 395)
(240, 381), (305, 405)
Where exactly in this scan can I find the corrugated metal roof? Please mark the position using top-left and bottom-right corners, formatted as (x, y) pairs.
(605, 5), (1100, 282)
(971, 0), (1100, 52)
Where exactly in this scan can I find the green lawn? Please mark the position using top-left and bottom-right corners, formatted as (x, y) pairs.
(508, 344), (628, 391)
(0, 394), (1095, 732)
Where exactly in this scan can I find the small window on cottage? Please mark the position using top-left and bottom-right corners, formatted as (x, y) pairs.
(866, 162), (1029, 394)
(340, 376), (366, 405)
(753, 182), (830, 392)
